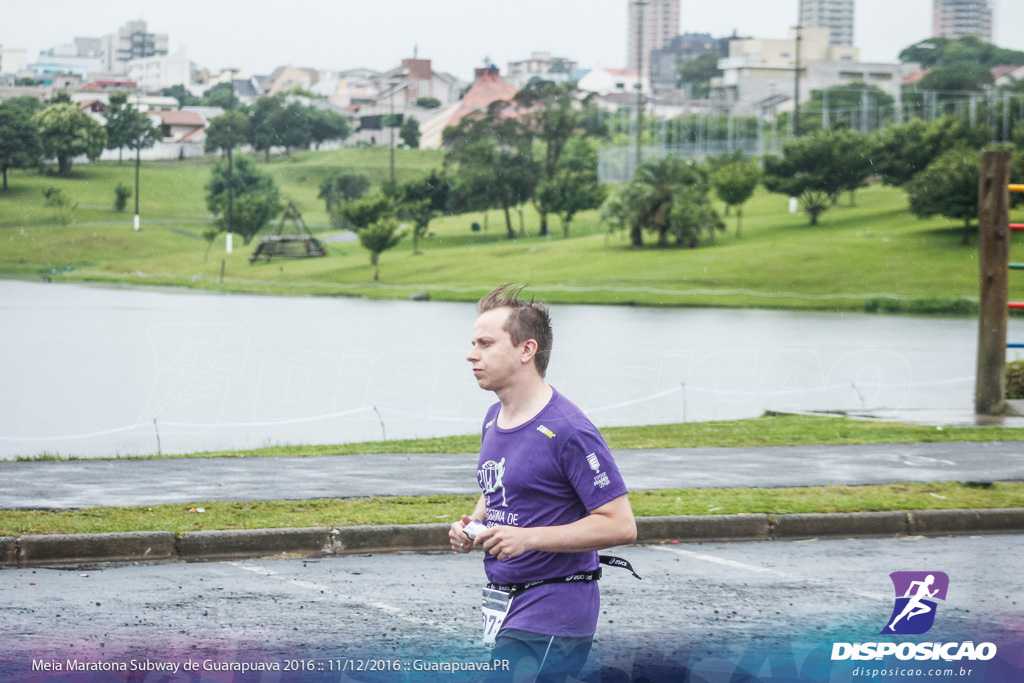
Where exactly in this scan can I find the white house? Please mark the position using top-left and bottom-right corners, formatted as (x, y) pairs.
(577, 68), (649, 96)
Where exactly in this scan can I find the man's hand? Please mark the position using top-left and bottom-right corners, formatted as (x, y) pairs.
(476, 525), (536, 560)
(449, 515), (476, 554)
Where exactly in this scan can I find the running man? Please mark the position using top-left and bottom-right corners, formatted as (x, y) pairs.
(888, 574), (939, 631)
(450, 284), (637, 682)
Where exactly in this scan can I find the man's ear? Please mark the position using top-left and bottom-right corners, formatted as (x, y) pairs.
(520, 338), (539, 365)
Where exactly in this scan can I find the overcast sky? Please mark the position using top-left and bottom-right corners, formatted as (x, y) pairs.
(4, 0), (1023, 82)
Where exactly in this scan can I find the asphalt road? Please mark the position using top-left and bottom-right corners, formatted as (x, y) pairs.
(3, 441), (1023, 509)
(1, 535), (1020, 681)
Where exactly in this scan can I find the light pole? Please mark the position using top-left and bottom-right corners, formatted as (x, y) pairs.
(793, 24), (802, 137)
(389, 82), (396, 185)
(226, 69), (236, 240)
(634, 0), (648, 172)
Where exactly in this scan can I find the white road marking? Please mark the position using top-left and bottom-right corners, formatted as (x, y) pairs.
(650, 546), (889, 601)
(227, 561), (456, 632)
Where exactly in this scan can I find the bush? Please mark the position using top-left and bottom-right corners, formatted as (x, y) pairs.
(862, 297), (978, 316)
(1007, 361), (1024, 400)
(114, 183), (132, 212)
(42, 186), (78, 225)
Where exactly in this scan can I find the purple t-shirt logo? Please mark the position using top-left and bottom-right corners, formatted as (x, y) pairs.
(478, 457), (508, 508)
(881, 571), (949, 635)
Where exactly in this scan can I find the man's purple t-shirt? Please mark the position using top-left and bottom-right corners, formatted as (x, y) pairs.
(476, 387), (628, 637)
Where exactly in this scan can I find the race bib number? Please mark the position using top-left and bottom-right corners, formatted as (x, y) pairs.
(481, 588), (513, 647)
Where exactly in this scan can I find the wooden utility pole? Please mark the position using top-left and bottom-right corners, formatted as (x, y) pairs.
(975, 150), (1012, 415)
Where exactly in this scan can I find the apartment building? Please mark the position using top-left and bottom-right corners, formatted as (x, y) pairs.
(932, 0), (993, 42)
(799, 0), (855, 46)
(626, 0), (679, 76)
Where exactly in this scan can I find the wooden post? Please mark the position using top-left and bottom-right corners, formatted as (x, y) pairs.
(975, 150), (1012, 415)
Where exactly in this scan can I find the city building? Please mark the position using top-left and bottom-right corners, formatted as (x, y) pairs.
(28, 43), (105, 82)
(712, 26), (916, 116)
(505, 51), (577, 88)
(126, 47), (192, 92)
(100, 20), (169, 74)
(932, 0), (992, 42)
(650, 33), (732, 93)
(578, 67), (648, 96)
(626, 0), (679, 76)
(0, 46), (29, 75)
(799, 0), (855, 46)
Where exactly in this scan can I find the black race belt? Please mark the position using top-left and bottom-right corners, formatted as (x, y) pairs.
(486, 555), (641, 596)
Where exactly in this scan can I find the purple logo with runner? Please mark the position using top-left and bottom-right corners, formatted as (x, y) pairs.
(881, 571), (949, 635)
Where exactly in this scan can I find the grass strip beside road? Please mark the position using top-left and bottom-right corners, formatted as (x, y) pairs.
(3, 482), (1022, 537)
(18, 415), (1024, 461)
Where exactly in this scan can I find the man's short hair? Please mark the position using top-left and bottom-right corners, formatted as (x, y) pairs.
(477, 284), (553, 377)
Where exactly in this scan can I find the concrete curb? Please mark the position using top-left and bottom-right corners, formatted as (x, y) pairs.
(2, 509), (1022, 569)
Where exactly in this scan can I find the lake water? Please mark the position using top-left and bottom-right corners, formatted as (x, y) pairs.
(0, 280), (1005, 459)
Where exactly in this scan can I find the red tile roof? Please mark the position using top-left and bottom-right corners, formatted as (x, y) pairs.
(156, 111), (205, 127)
(446, 68), (519, 128)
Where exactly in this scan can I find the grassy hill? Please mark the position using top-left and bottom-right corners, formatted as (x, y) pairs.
(2, 147), (1022, 312)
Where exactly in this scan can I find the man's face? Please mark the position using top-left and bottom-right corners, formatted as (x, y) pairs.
(467, 307), (524, 392)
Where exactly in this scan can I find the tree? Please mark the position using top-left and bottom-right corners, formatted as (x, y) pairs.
(205, 156), (282, 244)
(399, 169), (451, 253)
(248, 96), (285, 161)
(873, 116), (990, 187)
(899, 35), (1024, 70)
(162, 85), (201, 108)
(201, 82), (238, 109)
(320, 172), (371, 217)
(444, 102), (538, 239)
(801, 82), (894, 133)
(204, 110), (249, 156)
(307, 108), (350, 150)
(415, 97), (441, 109)
(828, 129), (877, 205)
(762, 130), (868, 225)
(629, 155), (708, 246)
(399, 116), (421, 149)
(668, 188), (725, 247)
(358, 217), (405, 281)
(677, 51), (723, 98)
(33, 103), (107, 176)
(514, 81), (580, 236)
(905, 146), (981, 245)
(332, 192), (394, 232)
(126, 108), (161, 218)
(270, 101), (313, 155)
(711, 156), (760, 236)
(535, 137), (606, 237)
(0, 100), (42, 190)
(104, 92), (135, 164)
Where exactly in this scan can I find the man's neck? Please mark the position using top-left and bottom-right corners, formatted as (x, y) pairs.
(495, 378), (553, 429)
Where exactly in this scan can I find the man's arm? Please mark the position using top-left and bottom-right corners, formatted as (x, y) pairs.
(449, 494), (487, 554)
(475, 494), (636, 561)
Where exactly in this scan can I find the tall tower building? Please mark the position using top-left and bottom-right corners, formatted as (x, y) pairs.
(799, 0), (855, 47)
(626, 0), (680, 75)
(932, 0), (993, 42)
(100, 20), (169, 74)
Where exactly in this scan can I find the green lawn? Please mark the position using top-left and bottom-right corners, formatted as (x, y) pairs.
(2, 148), (1022, 312)
(8, 415), (1024, 535)
(19, 414), (1024, 461)
(3, 481), (1021, 536)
